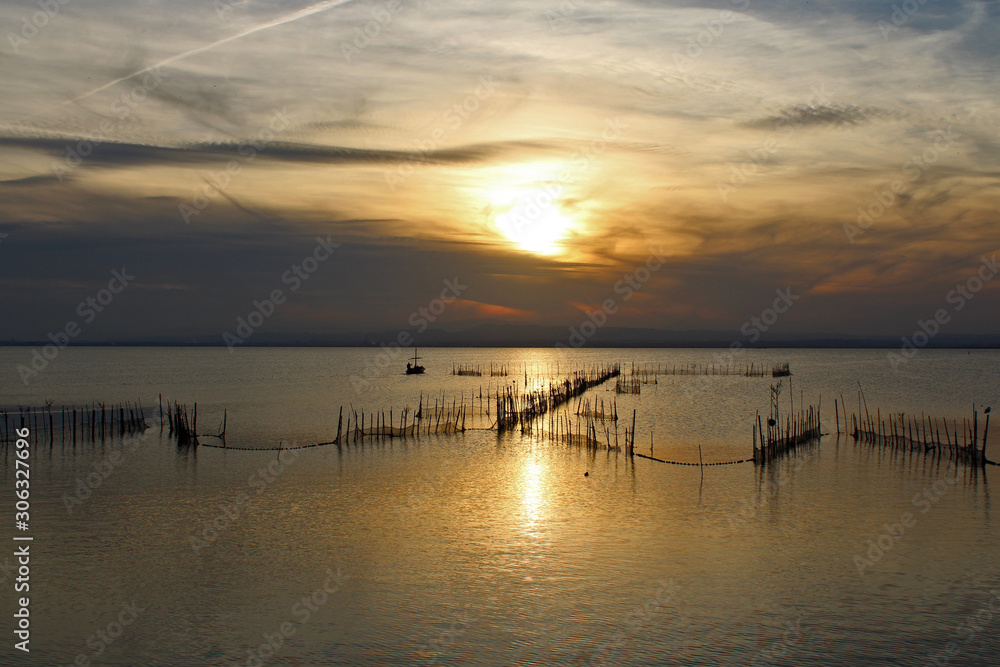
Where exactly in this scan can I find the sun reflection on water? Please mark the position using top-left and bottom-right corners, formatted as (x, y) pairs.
(521, 457), (548, 534)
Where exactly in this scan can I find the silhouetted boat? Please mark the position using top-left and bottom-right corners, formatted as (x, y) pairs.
(406, 349), (425, 374)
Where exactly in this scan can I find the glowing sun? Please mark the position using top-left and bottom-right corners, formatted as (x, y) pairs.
(486, 177), (575, 255)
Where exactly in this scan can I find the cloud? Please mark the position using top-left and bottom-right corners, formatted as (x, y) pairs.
(1, 0), (999, 341)
(0, 175), (66, 187)
(446, 299), (537, 322)
(0, 135), (558, 170)
(742, 104), (891, 130)
(63, 0), (365, 105)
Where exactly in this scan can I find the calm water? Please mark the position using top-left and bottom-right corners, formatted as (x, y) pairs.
(0, 347), (998, 666)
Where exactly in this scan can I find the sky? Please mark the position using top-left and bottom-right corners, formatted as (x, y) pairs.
(0, 0), (998, 342)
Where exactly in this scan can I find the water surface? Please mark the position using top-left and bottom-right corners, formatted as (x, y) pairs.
(0, 347), (997, 666)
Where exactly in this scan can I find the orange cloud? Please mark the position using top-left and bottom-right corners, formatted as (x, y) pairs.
(444, 299), (537, 322)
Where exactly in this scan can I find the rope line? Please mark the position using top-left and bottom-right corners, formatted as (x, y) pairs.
(634, 452), (751, 466)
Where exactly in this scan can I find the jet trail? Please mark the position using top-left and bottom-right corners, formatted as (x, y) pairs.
(68, 0), (360, 105)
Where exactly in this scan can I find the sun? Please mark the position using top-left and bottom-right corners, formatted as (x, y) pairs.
(484, 166), (575, 255)
(493, 191), (573, 255)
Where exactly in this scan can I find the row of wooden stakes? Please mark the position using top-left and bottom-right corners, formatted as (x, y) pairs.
(837, 400), (992, 466)
(495, 364), (621, 433)
(452, 362), (509, 377)
(752, 404), (822, 464)
(324, 400), (468, 446)
(629, 361), (791, 378)
(0, 401), (148, 445)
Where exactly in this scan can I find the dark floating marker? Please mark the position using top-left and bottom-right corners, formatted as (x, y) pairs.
(584, 471), (589, 477)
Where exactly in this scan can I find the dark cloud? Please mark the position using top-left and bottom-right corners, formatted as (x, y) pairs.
(742, 105), (889, 130)
(0, 175), (67, 187)
(146, 73), (249, 134)
(302, 120), (395, 135)
(629, 0), (972, 31)
(0, 135), (558, 169)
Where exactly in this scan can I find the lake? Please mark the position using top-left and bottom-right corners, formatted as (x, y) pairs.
(0, 347), (998, 666)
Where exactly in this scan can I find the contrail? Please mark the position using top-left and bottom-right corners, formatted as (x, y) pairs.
(67, 0), (360, 105)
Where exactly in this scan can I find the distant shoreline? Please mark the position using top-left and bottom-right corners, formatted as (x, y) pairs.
(2, 342), (999, 349)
